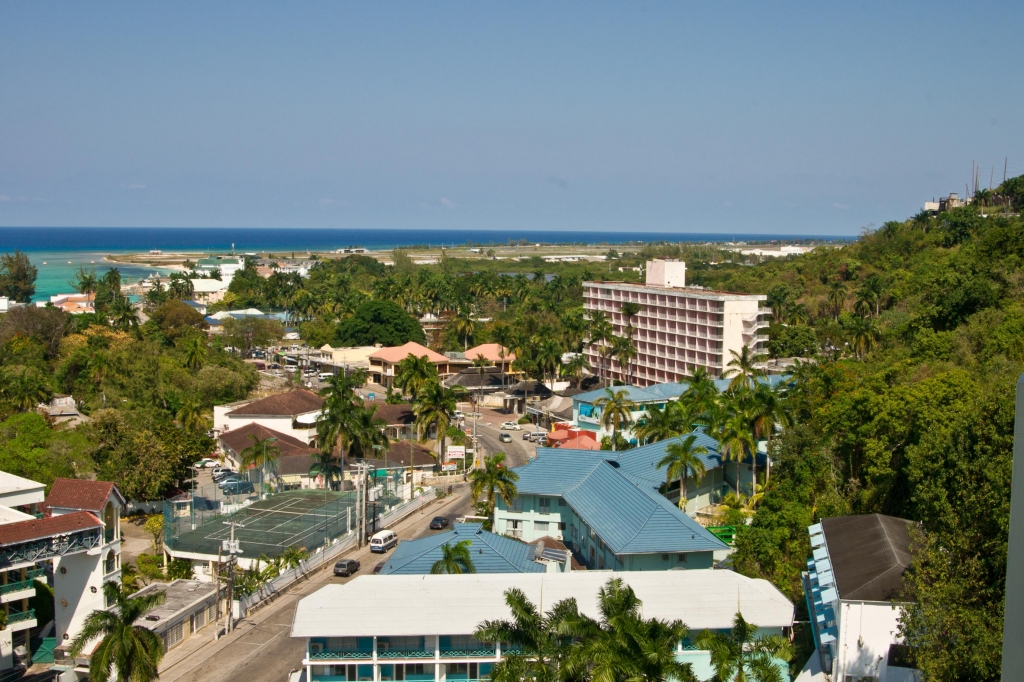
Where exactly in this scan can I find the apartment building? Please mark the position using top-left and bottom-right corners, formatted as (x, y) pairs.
(584, 260), (768, 384)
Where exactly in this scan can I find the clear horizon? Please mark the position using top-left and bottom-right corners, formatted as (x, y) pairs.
(2, 2), (1022, 236)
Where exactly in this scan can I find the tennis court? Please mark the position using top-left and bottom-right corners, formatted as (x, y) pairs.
(165, 489), (359, 558)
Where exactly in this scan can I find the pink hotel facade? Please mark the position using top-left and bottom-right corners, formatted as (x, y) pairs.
(583, 260), (769, 386)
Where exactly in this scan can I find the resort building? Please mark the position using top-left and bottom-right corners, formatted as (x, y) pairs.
(291, 571), (795, 682)
(213, 389), (324, 446)
(493, 445), (734, 570)
(379, 523), (571, 575)
(583, 259), (768, 385)
(803, 514), (921, 682)
(194, 256), (245, 281)
(369, 343), (452, 388)
(42, 294), (95, 315)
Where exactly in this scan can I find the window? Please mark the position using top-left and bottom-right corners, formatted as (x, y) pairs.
(326, 637), (359, 652)
(103, 502), (116, 544)
(538, 497), (551, 513)
(677, 554), (687, 563)
(558, 522), (566, 531)
(557, 499), (566, 507)
(165, 622), (184, 649)
(104, 550), (117, 575)
(534, 521), (549, 532)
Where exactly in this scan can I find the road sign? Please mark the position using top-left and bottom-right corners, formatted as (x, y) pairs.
(447, 446), (466, 459)
(441, 463), (458, 472)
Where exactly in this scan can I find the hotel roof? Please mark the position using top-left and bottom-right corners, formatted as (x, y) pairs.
(226, 389), (323, 417)
(463, 343), (516, 363)
(584, 280), (767, 301)
(291, 570), (794, 638)
(821, 514), (915, 602)
(45, 479), (125, 513)
(380, 523), (546, 575)
(369, 342), (448, 364)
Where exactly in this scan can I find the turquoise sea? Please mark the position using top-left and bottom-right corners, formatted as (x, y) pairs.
(0, 227), (849, 301)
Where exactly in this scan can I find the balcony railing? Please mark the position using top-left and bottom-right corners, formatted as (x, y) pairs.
(310, 650), (372, 660)
(440, 647), (496, 658)
(0, 578), (39, 595)
(7, 609), (36, 624)
(377, 649), (434, 659)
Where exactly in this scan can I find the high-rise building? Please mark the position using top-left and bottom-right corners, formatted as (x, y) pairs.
(583, 259), (768, 384)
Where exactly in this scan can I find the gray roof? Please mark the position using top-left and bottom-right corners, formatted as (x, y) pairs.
(380, 523), (545, 575)
(510, 443), (727, 555)
(821, 514), (915, 601)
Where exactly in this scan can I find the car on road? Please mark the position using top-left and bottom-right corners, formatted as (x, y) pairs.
(499, 433), (512, 443)
(373, 561), (386, 574)
(429, 516), (450, 530)
(500, 421), (521, 430)
(334, 558), (360, 577)
(193, 458), (218, 468)
(220, 480), (255, 496)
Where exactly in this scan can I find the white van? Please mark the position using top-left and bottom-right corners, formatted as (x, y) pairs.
(318, 372), (335, 382)
(369, 530), (398, 553)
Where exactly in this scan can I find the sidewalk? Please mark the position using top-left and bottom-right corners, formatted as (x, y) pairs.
(158, 487), (469, 682)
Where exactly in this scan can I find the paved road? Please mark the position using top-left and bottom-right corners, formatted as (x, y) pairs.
(160, 486), (474, 682)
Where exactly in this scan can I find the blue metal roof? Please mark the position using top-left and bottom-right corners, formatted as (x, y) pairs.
(380, 523), (545, 574)
(510, 445), (727, 555)
(572, 385), (665, 405)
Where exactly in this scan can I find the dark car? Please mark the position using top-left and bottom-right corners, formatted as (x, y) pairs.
(429, 516), (450, 530)
(373, 561), (387, 575)
(334, 558), (360, 577)
(220, 480), (255, 496)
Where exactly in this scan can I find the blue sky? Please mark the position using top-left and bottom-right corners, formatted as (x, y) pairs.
(1, 2), (1021, 235)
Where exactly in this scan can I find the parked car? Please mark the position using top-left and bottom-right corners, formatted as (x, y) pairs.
(528, 432), (548, 442)
(220, 480), (255, 496)
(333, 558), (360, 577)
(194, 458), (218, 468)
(372, 561), (387, 575)
(500, 421), (521, 430)
(499, 433), (512, 443)
(212, 468), (236, 480)
(429, 516), (449, 530)
(217, 475), (245, 489)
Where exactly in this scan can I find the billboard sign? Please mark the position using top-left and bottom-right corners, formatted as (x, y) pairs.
(441, 463), (458, 472)
(447, 446), (466, 459)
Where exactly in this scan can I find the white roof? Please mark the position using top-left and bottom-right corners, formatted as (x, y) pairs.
(291, 570), (793, 638)
(190, 279), (230, 293)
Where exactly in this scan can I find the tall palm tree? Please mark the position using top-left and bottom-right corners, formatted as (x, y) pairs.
(110, 296), (138, 331)
(620, 301), (643, 338)
(347, 404), (390, 460)
(451, 306), (476, 350)
(394, 353), (438, 399)
(718, 412), (756, 496)
(594, 388), (636, 451)
(430, 540), (476, 574)
(1, 367), (52, 412)
(849, 316), (879, 360)
(280, 545), (309, 570)
(696, 612), (793, 682)
(67, 581), (168, 682)
(827, 280), (847, 321)
(176, 396), (206, 431)
(317, 369), (367, 470)
(490, 324), (516, 389)
(240, 434), (282, 496)
(657, 434), (708, 510)
(534, 337), (563, 391)
(413, 380), (467, 464)
(167, 272), (195, 300)
(562, 578), (697, 682)
(70, 266), (99, 299)
(748, 381), (790, 484)
(181, 336), (207, 370)
(308, 451), (342, 490)
(587, 311), (614, 385)
(611, 335), (637, 385)
(724, 346), (765, 392)
(634, 401), (685, 443)
(560, 353), (591, 389)
(469, 452), (519, 520)
(471, 353), (491, 411)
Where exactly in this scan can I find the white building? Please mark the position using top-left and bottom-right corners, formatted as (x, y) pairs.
(213, 389), (324, 446)
(292, 571), (794, 682)
(583, 260), (768, 384)
(803, 515), (921, 682)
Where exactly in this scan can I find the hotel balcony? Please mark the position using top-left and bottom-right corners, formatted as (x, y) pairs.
(6, 608), (37, 632)
(0, 567), (45, 604)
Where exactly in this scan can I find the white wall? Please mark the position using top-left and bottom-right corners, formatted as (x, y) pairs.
(645, 260), (686, 288)
(215, 414), (318, 447)
(836, 600), (905, 682)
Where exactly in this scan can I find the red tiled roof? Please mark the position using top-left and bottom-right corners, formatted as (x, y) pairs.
(45, 479), (124, 513)
(365, 401), (415, 426)
(226, 389), (323, 417)
(464, 344), (516, 363)
(369, 342), (448, 364)
(219, 423), (316, 459)
(0, 511), (101, 546)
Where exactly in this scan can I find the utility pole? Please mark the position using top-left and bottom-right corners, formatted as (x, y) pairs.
(222, 521), (244, 634)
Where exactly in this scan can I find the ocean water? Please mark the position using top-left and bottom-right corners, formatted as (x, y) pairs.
(0, 227), (848, 301)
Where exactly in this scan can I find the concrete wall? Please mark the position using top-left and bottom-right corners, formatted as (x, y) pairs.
(646, 260), (686, 288)
(836, 600), (906, 682)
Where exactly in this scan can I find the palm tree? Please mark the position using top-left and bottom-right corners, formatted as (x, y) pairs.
(724, 346), (765, 392)
(240, 434), (282, 496)
(534, 337), (563, 391)
(451, 306), (476, 351)
(719, 412), (756, 496)
(110, 296), (138, 331)
(849, 316), (879, 360)
(70, 266), (99, 299)
(167, 272), (194, 300)
(175, 396), (206, 431)
(562, 578), (697, 682)
(747, 382), (790, 485)
(67, 581), (168, 682)
(347, 404), (390, 460)
(280, 545), (309, 571)
(394, 353), (438, 399)
(611, 335), (637, 384)
(620, 301), (643, 338)
(861, 274), (884, 317)
(827, 280), (847, 321)
(317, 369), (367, 470)
(1, 367), (51, 412)
(696, 612), (793, 682)
(430, 539), (476, 574)
(587, 311), (614, 384)
(634, 401), (685, 443)
(657, 435), (708, 510)
(413, 380), (468, 464)
(490, 324), (516, 389)
(308, 451), (342, 490)
(594, 388), (636, 451)
(560, 353), (590, 389)
(182, 336), (207, 370)
(475, 587), (576, 682)
(471, 353), (491, 411)
(469, 452), (519, 520)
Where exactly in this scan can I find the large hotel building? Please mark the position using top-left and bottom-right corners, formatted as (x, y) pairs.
(583, 260), (768, 385)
